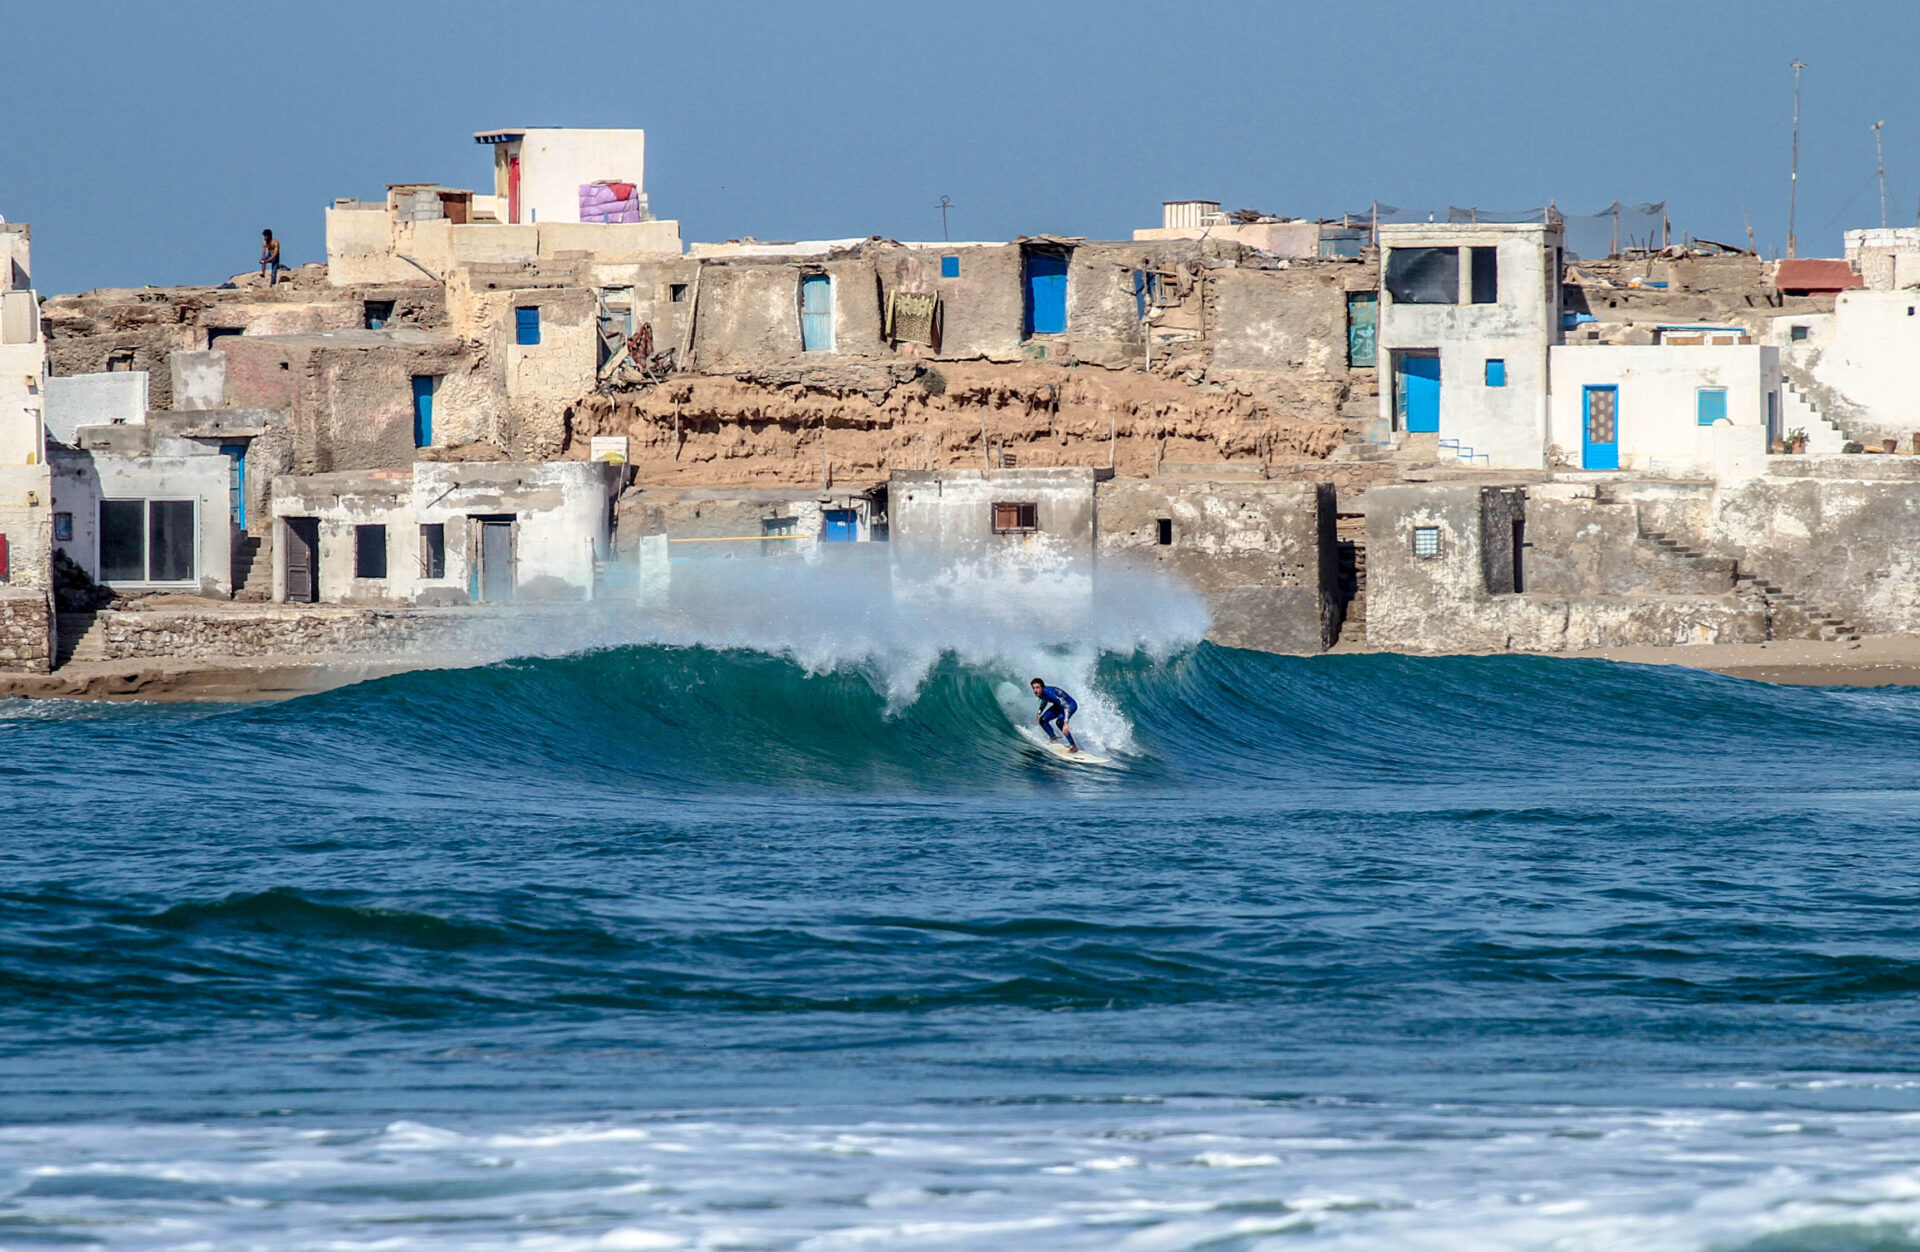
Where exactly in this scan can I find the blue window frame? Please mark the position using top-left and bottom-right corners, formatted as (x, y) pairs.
(940, 255), (961, 279)
(1696, 387), (1728, 426)
(1485, 358), (1506, 387)
(514, 306), (540, 346)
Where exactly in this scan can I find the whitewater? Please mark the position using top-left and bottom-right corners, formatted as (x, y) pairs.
(7, 565), (1920, 1249)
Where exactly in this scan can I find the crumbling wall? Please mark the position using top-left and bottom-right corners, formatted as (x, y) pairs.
(223, 335), (480, 473)
(570, 362), (1348, 488)
(42, 279), (446, 409)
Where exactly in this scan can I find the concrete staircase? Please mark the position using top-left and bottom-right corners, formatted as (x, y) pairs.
(232, 534), (273, 601)
(1780, 372), (1852, 453)
(1641, 527), (1861, 642)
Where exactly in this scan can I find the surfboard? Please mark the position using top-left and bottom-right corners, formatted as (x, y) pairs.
(1041, 740), (1112, 766)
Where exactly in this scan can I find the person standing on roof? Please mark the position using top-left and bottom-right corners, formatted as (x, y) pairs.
(260, 229), (281, 286)
(1031, 678), (1079, 753)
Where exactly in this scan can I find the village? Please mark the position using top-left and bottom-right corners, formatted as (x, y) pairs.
(5, 124), (1920, 693)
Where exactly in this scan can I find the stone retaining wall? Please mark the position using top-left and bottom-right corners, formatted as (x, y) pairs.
(0, 592), (53, 674)
(78, 605), (591, 662)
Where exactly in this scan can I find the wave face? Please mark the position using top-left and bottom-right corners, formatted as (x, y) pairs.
(10, 628), (1920, 1248)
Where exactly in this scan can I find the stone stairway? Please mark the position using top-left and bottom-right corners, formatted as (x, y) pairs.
(232, 534), (273, 601)
(1641, 528), (1860, 642)
(54, 612), (109, 667)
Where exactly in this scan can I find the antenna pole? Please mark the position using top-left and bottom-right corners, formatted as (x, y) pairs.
(938, 195), (953, 242)
(1788, 60), (1807, 258)
(1874, 121), (1888, 229)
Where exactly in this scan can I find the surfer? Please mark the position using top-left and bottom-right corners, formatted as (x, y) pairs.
(1030, 679), (1079, 753)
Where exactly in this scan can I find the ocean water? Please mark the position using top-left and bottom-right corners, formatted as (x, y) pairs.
(7, 583), (1920, 1248)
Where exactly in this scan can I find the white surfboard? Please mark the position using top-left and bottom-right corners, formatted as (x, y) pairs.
(1040, 740), (1113, 766)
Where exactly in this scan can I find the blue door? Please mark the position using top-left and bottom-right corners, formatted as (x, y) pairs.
(822, 509), (858, 542)
(1582, 385), (1619, 470)
(799, 275), (833, 351)
(412, 375), (434, 447)
(1024, 251), (1068, 335)
(219, 443), (246, 528)
(1399, 354), (1441, 433)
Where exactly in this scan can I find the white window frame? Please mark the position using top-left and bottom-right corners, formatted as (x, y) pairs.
(98, 497), (199, 587)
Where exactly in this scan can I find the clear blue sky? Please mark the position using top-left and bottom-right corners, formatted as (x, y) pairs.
(4, 0), (1916, 295)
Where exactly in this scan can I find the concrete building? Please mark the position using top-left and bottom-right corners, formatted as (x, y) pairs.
(1772, 290), (1920, 449)
(889, 467), (1105, 570)
(49, 423), (234, 599)
(1096, 476), (1337, 652)
(1547, 343), (1782, 475)
(1135, 201), (1362, 259)
(0, 222), (54, 672)
(1844, 227), (1920, 291)
(1376, 221), (1563, 468)
(474, 128), (649, 227)
(326, 129), (681, 287)
(270, 461), (618, 606)
(1364, 482), (1764, 652)
(42, 370), (147, 444)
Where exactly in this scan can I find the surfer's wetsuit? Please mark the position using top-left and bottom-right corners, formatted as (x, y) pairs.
(1036, 685), (1079, 749)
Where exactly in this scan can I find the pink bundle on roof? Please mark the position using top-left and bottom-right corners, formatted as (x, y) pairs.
(579, 181), (641, 223)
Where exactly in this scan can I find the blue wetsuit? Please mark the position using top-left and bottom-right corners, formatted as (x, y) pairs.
(1036, 685), (1078, 749)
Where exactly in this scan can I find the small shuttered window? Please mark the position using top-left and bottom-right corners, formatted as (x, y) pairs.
(1696, 387), (1728, 426)
(514, 306), (540, 345)
(992, 502), (1039, 533)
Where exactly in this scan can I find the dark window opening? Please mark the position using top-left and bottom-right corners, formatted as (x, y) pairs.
(420, 523), (446, 579)
(669, 283), (688, 303)
(52, 512), (72, 542)
(364, 300), (395, 330)
(1790, 324), (1809, 342)
(1156, 518), (1173, 545)
(100, 500), (144, 580)
(355, 524), (388, 579)
(1470, 246), (1499, 304)
(992, 502), (1039, 533)
(515, 306), (541, 346)
(148, 501), (194, 582)
(107, 351), (134, 372)
(207, 327), (245, 347)
(1384, 247), (1459, 304)
(1512, 517), (1526, 594)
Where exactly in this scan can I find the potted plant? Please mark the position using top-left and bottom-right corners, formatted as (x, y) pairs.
(1787, 427), (1808, 454)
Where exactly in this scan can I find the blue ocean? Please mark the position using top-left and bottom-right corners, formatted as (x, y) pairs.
(7, 582), (1920, 1248)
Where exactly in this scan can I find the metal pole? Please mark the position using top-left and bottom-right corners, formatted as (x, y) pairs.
(1788, 60), (1807, 259)
(938, 196), (952, 242)
(1874, 121), (1888, 229)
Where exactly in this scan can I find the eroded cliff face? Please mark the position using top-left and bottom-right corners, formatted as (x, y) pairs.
(567, 362), (1354, 486)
